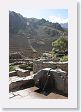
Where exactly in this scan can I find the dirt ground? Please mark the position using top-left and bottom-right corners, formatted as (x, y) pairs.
(9, 86), (67, 99)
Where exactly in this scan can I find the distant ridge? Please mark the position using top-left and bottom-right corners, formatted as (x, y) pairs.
(61, 23), (68, 29)
(9, 11), (68, 57)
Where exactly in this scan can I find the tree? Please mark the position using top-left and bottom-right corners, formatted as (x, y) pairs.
(52, 37), (68, 53)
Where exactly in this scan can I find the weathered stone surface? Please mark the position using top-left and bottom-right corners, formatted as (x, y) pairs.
(63, 76), (68, 94)
(57, 62), (68, 73)
(33, 60), (68, 73)
(9, 79), (35, 92)
(16, 68), (30, 77)
(34, 68), (68, 96)
(33, 60), (57, 73)
(9, 71), (17, 77)
(51, 69), (68, 94)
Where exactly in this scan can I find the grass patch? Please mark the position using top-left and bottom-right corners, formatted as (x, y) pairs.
(60, 55), (68, 62)
(9, 65), (16, 72)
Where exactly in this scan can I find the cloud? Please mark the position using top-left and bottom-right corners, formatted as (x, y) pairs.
(49, 16), (68, 23)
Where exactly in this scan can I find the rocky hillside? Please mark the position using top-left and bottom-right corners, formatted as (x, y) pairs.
(61, 23), (68, 29)
(9, 11), (68, 57)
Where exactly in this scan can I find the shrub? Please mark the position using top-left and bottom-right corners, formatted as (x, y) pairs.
(52, 37), (68, 53)
(60, 55), (68, 62)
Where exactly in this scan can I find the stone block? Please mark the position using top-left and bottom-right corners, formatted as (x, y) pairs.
(57, 62), (68, 72)
(16, 68), (30, 77)
(9, 71), (17, 77)
(34, 68), (68, 95)
(9, 79), (35, 92)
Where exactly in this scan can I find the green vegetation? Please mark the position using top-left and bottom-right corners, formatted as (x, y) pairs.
(52, 37), (68, 53)
(19, 63), (33, 71)
(60, 55), (68, 62)
(9, 65), (16, 72)
(51, 37), (68, 62)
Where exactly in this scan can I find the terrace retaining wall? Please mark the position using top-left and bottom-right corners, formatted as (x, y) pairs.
(33, 60), (68, 73)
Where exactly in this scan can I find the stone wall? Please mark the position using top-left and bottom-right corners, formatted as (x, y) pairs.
(16, 69), (30, 77)
(9, 71), (17, 77)
(64, 77), (68, 94)
(57, 62), (68, 73)
(9, 69), (30, 77)
(9, 79), (34, 92)
(33, 60), (68, 73)
(54, 75), (68, 94)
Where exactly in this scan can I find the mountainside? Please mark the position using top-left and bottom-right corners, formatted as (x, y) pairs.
(61, 23), (68, 29)
(9, 11), (68, 57)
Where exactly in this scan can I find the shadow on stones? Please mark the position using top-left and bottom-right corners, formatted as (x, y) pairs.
(34, 88), (68, 97)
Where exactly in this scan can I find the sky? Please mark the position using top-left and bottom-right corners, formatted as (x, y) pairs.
(10, 9), (68, 23)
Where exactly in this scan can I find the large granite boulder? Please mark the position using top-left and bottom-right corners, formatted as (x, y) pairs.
(33, 68), (68, 95)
